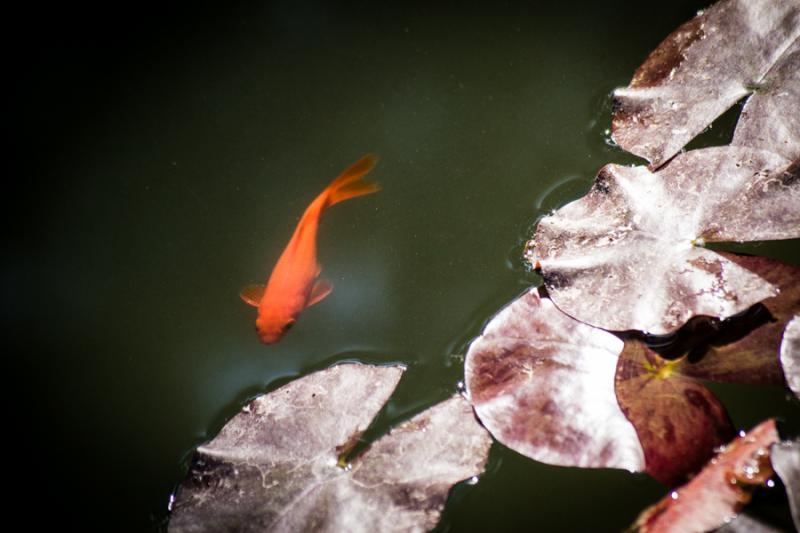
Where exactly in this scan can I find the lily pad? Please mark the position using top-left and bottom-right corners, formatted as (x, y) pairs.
(526, 147), (799, 334)
(464, 288), (645, 471)
(632, 419), (779, 533)
(611, 0), (800, 166)
(169, 363), (492, 533)
(770, 439), (800, 530)
(615, 340), (734, 486)
(781, 316), (800, 399)
(731, 37), (800, 160)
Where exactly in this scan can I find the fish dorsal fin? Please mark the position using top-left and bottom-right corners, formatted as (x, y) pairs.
(306, 279), (333, 308)
(239, 284), (266, 307)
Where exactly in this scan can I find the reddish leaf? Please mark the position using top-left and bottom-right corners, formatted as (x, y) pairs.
(633, 420), (780, 533)
(615, 340), (734, 486)
(611, 0), (800, 166)
(465, 288), (645, 471)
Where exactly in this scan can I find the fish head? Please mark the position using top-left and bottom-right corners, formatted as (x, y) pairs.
(255, 313), (296, 344)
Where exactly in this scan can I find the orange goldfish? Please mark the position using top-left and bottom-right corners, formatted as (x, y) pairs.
(240, 154), (380, 343)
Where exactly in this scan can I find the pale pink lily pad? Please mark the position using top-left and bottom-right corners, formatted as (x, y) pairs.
(169, 363), (492, 533)
(611, 0), (800, 166)
(527, 147), (798, 334)
(464, 288), (645, 471)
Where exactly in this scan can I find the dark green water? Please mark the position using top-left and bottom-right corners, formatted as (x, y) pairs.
(9, 1), (798, 531)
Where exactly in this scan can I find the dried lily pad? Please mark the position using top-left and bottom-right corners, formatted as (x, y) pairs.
(615, 340), (734, 486)
(781, 316), (800, 399)
(632, 419), (780, 533)
(611, 0), (800, 166)
(679, 253), (799, 387)
(771, 439), (800, 529)
(732, 38), (800, 160)
(464, 288), (645, 471)
(527, 147), (799, 334)
(169, 363), (492, 533)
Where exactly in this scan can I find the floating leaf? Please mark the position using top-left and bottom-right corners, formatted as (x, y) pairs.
(679, 253), (799, 387)
(611, 0), (800, 166)
(615, 340), (734, 486)
(464, 288), (645, 471)
(770, 439), (800, 530)
(169, 363), (492, 533)
(632, 419), (779, 533)
(731, 38), (800, 160)
(781, 316), (800, 399)
(527, 146), (799, 334)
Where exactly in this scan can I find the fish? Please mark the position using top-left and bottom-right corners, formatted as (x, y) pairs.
(240, 154), (380, 343)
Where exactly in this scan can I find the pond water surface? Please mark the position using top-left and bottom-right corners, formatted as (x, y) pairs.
(10, 1), (799, 531)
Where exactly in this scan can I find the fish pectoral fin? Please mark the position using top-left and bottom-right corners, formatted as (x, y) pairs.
(239, 284), (266, 307)
(306, 279), (333, 308)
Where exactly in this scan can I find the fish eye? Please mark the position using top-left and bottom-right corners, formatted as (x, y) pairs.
(284, 321), (295, 331)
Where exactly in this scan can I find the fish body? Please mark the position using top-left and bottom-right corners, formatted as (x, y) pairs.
(241, 154), (379, 343)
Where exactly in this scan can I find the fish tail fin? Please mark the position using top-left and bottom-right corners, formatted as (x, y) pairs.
(325, 154), (380, 207)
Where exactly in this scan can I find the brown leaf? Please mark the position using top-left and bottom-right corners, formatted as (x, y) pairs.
(633, 419), (780, 533)
(611, 0), (800, 166)
(527, 147), (798, 334)
(168, 363), (492, 533)
(465, 288), (645, 471)
(615, 340), (734, 486)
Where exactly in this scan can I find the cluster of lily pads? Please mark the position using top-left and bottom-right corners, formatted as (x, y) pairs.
(469, 0), (799, 528)
(169, 1), (799, 531)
